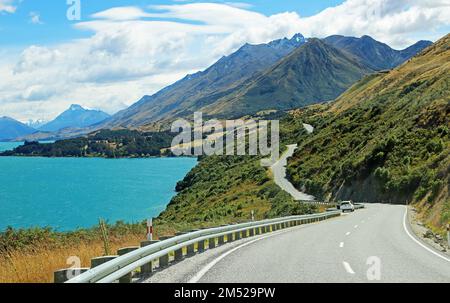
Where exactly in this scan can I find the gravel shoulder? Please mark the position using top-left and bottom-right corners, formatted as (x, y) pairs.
(408, 206), (449, 256)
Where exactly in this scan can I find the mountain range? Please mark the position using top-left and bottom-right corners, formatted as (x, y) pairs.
(0, 104), (110, 141)
(4, 34), (432, 141)
(100, 34), (432, 128)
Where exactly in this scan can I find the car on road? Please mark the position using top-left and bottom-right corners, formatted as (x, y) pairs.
(340, 201), (355, 212)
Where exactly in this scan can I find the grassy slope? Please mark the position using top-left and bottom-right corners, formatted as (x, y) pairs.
(286, 34), (450, 232)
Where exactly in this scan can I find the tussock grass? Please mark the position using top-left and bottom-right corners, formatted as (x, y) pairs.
(0, 234), (144, 283)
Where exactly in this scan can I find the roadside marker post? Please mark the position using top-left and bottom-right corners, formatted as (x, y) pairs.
(147, 218), (153, 241)
(447, 224), (450, 249)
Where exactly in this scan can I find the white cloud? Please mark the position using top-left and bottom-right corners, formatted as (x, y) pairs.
(0, 1), (449, 122)
(0, 0), (16, 13)
(91, 6), (151, 21)
(29, 12), (43, 24)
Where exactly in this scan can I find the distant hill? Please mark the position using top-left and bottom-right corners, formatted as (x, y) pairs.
(0, 117), (37, 141)
(323, 35), (432, 70)
(39, 104), (110, 132)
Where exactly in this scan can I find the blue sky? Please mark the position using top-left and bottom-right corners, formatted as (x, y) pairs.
(0, 0), (345, 46)
(0, 0), (448, 122)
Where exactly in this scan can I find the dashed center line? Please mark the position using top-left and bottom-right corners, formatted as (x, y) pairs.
(354, 225), (358, 228)
(339, 242), (344, 248)
(345, 232), (351, 236)
(342, 261), (355, 274)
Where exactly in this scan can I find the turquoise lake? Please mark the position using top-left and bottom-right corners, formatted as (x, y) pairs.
(0, 142), (197, 231)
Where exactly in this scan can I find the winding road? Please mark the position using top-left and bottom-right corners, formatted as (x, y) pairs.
(145, 204), (450, 283)
(270, 144), (315, 201)
(269, 123), (316, 201)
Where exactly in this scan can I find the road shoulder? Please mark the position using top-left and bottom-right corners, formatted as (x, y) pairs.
(407, 206), (449, 256)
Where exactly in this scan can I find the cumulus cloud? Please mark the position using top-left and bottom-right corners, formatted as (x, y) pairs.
(0, 0), (449, 121)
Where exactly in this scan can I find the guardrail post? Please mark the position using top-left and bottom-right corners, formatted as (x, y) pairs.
(140, 240), (158, 275)
(54, 268), (89, 283)
(226, 232), (234, 242)
(447, 224), (450, 249)
(91, 255), (118, 268)
(174, 232), (186, 261)
(158, 236), (172, 267)
(255, 227), (260, 235)
(187, 230), (200, 256)
(241, 230), (247, 238)
(117, 246), (139, 283)
(198, 239), (206, 252)
(234, 230), (241, 240)
(208, 237), (216, 249)
(218, 235), (225, 245)
(249, 228), (255, 237)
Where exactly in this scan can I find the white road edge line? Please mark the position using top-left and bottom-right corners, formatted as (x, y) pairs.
(339, 242), (344, 248)
(345, 232), (351, 236)
(342, 261), (355, 274)
(402, 206), (450, 263)
(188, 226), (304, 283)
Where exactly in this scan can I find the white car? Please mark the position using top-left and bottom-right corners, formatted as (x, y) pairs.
(340, 201), (355, 212)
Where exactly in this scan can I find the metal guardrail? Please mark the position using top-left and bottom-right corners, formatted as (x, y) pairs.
(65, 211), (340, 283)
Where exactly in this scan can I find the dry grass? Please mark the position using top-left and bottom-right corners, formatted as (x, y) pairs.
(0, 234), (145, 283)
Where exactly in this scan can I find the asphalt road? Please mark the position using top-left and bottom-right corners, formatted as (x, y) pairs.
(270, 144), (315, 201)
(145, 204), (450, 283)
